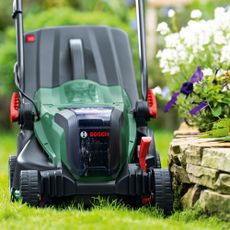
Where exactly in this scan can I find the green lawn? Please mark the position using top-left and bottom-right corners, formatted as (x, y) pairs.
(0, 131), (229, 230)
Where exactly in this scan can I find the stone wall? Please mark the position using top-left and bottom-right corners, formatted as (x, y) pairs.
(169, 124), (230, 217)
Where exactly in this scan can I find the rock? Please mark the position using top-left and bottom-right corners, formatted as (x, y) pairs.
(185, 145), (203, 165)
(170, 141), (186, 155)
(214, 174), (230, 194)
(198, 190), (230, 214)
(168, 152), (187, 167)
(170, 138), (198, 155)
(201, 148), (230, 173)
(186, 164), (218, 189)
(181, 185), (201, 208)
(168, 152), (181, 165)
(169, 124), (230, 216)
(174, 123), (199, 136)
(170, 164), (190, 184)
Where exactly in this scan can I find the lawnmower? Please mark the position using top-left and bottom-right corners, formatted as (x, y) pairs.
(9, 0), (173, 214)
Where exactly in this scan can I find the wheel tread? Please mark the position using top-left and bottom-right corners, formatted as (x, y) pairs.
(20, 170), (40, 206)
(8, 156), (17, 191)
(154, 169), (173, 215)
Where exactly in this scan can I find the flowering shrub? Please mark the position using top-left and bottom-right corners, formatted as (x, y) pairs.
(164, 67), (230, 131)
(157, 7), (230, 91)
(157, 8), (230, 132)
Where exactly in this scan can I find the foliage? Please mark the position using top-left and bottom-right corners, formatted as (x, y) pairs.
(203, 118), (230, 139)
(0, 1), (12, 31)
(0, 0), (131, 33)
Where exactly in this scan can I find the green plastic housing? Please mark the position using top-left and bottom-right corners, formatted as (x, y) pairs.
(34, 80), (137, 181)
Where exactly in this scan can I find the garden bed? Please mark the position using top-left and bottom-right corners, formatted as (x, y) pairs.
(169, 123), (230, 218)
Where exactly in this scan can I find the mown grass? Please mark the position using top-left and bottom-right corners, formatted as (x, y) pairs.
(0, 131), (229, 230)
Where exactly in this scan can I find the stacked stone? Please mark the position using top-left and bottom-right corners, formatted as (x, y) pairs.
(169, 124), (230, 217)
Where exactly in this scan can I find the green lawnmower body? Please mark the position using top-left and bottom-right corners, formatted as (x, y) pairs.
(34, 80), (136, 181)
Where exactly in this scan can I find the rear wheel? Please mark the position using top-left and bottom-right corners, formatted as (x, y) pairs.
(154, 168), (173, 215)
(20, 170), (41, 206)
(155, 152), (161, 168)
(8, 155), (17, 192)
(147, 129), (162, 168)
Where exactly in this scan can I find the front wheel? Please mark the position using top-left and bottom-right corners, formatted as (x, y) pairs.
(20, 170), (41, 206)
(153, 168), (173, 215)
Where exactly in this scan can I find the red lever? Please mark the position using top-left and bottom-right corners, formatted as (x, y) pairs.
(148, 89), (157, 118)
(139, 137), (152, 172)
(142, 197), (154, 204)
(10, 92), (19, 122)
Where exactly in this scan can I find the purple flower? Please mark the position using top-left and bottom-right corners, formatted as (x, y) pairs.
(180, 82), (194, 96)
(190, 66), (204, 83)
(164, 92), (180, 112)
(190, 102), (209, 115)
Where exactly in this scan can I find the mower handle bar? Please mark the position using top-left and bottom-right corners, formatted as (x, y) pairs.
(135, 0), (149, 101)
(13, 0), (25, 83)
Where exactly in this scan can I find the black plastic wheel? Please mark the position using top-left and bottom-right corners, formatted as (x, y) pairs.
(146, 129), (162, 168)
(20, 170), (41, 206)
(153, 169), (173, 215)
(8, 155), (17, 191)
(155, 152), (162, 168)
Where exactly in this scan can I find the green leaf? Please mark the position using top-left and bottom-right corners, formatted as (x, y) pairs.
(211, 105), (222, 117)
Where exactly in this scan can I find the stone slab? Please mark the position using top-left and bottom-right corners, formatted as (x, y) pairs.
(186, 164), (218, 189)
(169, 124), (230, 215)
(170, 164), (190, 184)
(185, 145), (203, 165)
(198, 190), (230, 214)
(201, 148), (230, 173)
(214, 174), (230, 194)
(181, 185), (201, 208)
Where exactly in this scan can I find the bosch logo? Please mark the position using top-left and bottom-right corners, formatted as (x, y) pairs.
(80, 131), (88, 139)
(90, 131), (110, 137)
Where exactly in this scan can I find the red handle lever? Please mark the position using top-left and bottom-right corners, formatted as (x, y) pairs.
(139, 136), (152, 172)
(10, 92), (19, 123)
(148, 89), (158, 118)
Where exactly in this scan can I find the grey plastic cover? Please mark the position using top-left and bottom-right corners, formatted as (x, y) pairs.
(23, 26), (139, 108)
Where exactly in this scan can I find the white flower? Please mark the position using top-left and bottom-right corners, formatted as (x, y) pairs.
(214, 31), (226, 45)
(152, 86), (162, 95)
(191, 9), (202, 19)
(222, 84), (230, 92)
(170, 66), (180, 75)
(216, 69), (226, 77)
(157, 22), (170, 35)
(161, 87), (170, 99)
(220, 44), (230, 64)
(215, 7), (226, 20)
(168, 9), (175, 18)
(203, 68), (214, 76)
(156, 7), (230, 78)
(165, 33), (180, 48)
